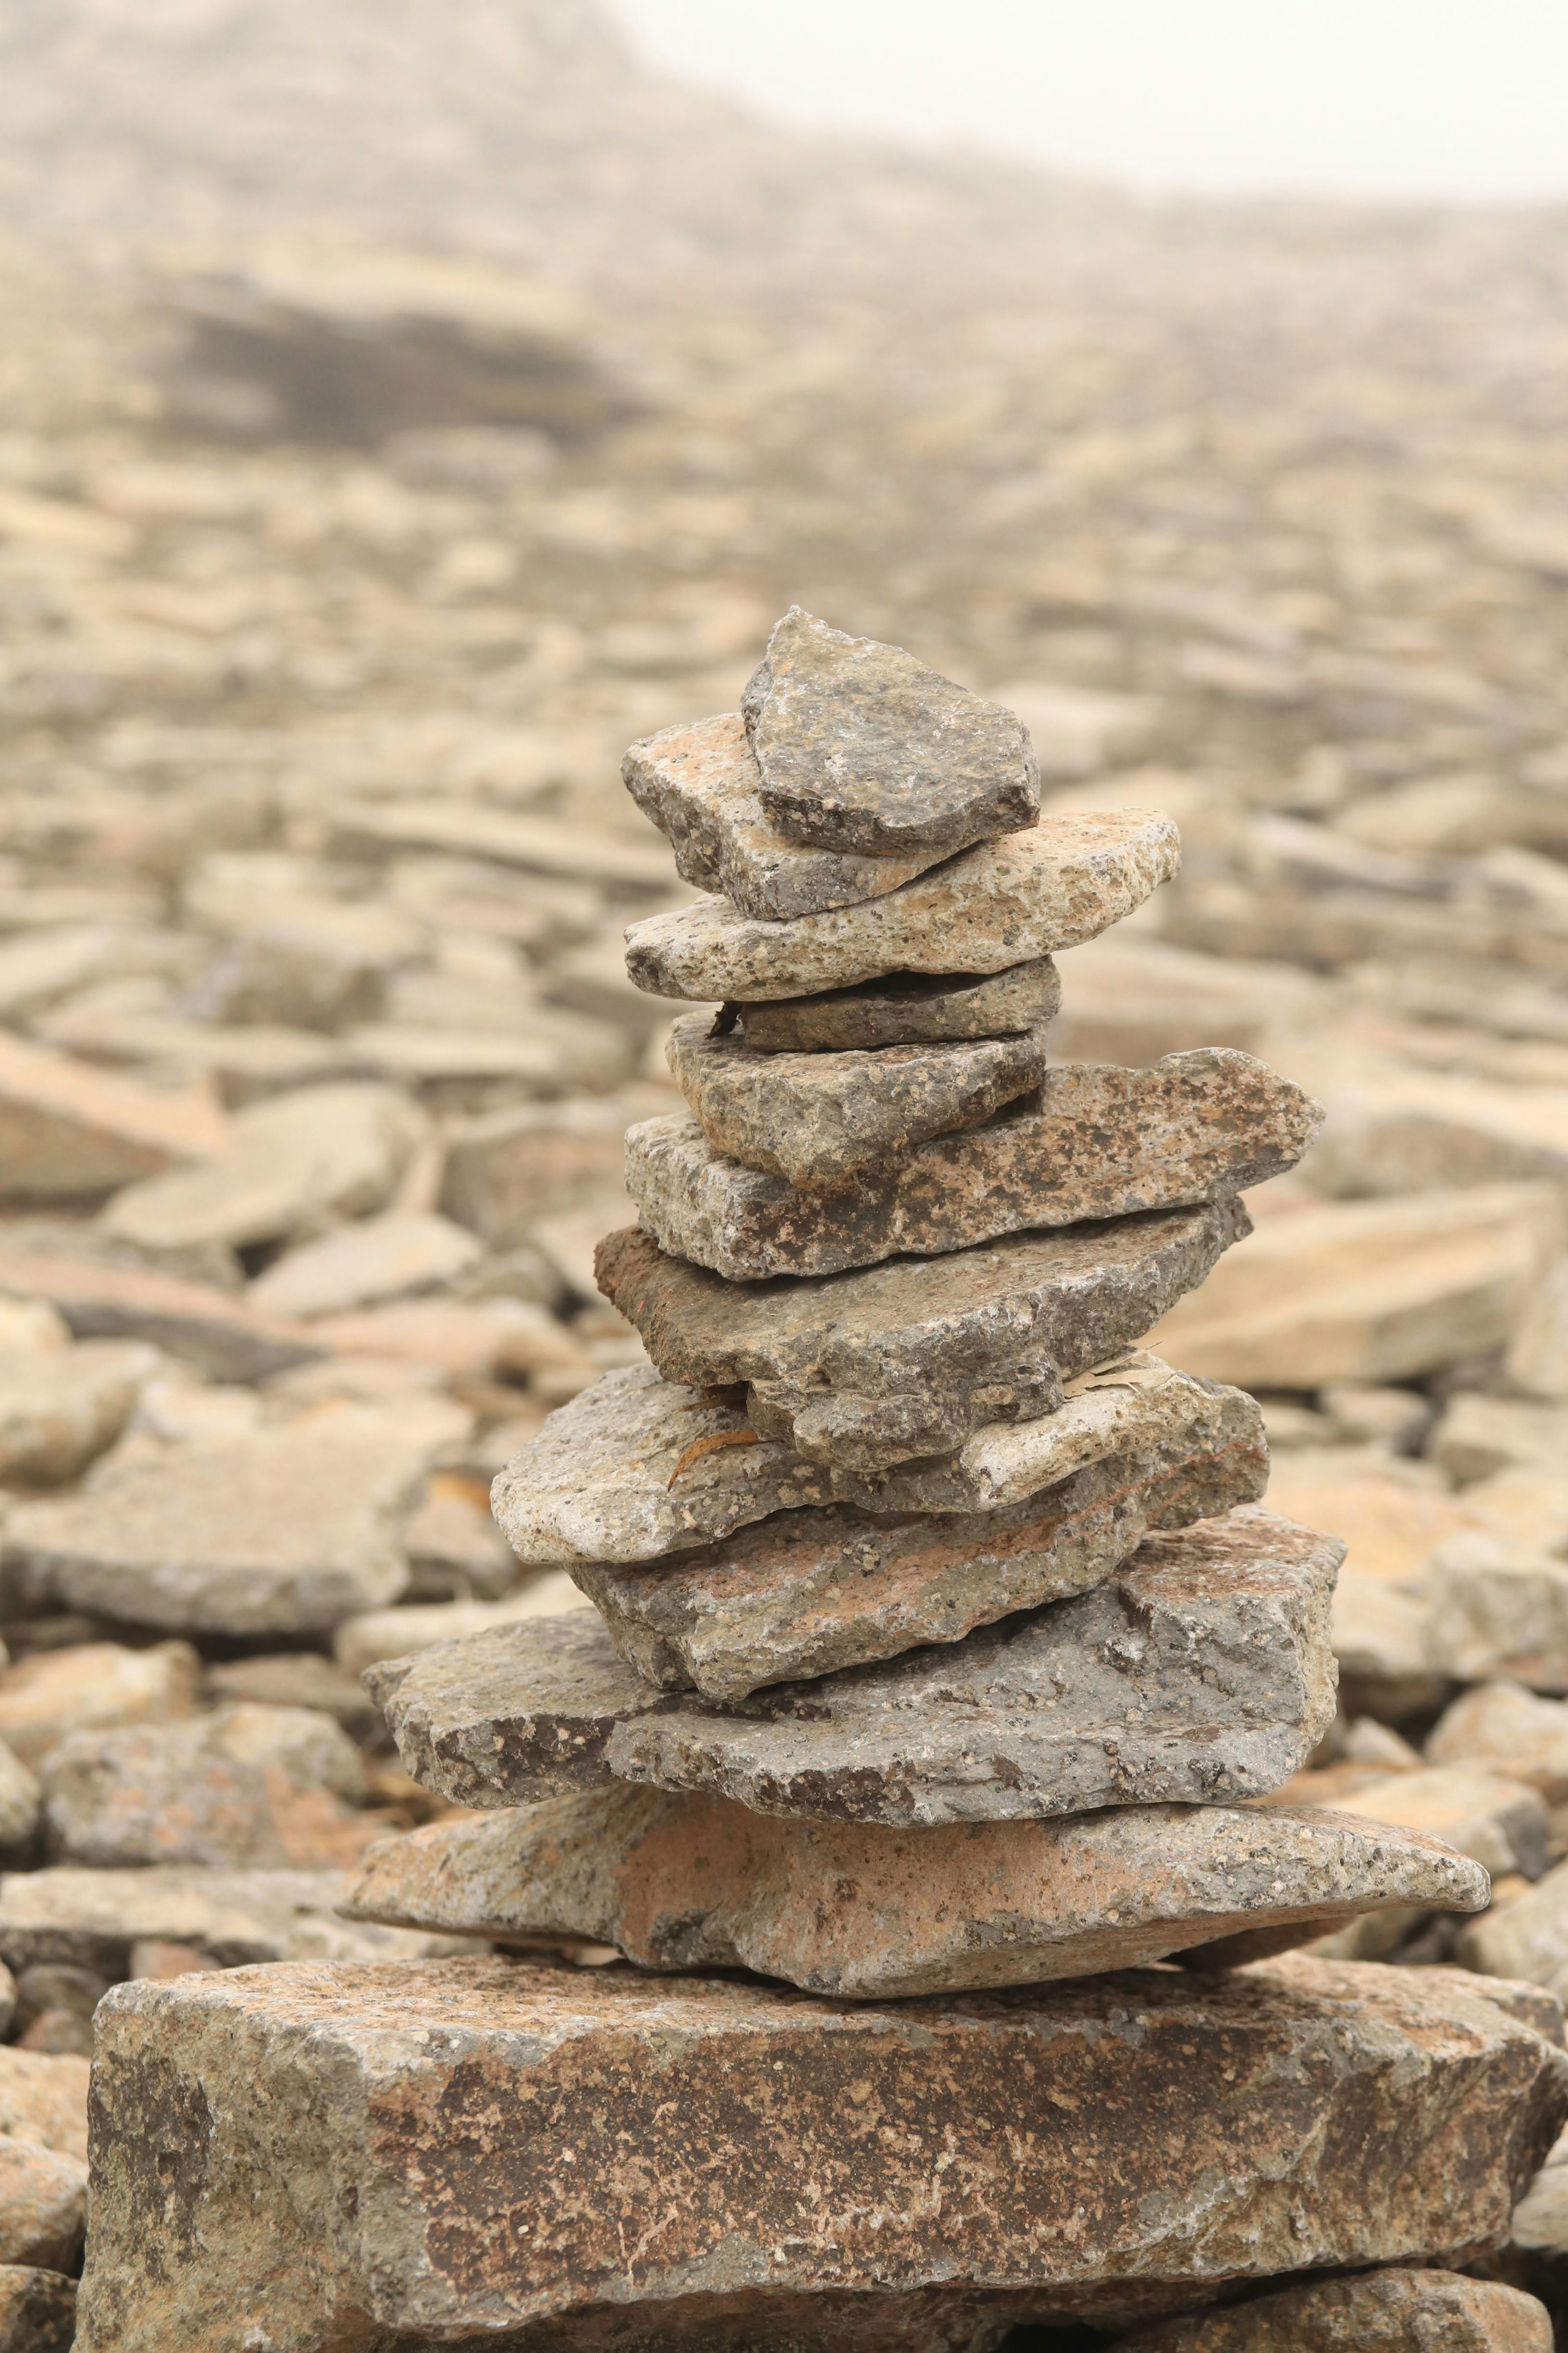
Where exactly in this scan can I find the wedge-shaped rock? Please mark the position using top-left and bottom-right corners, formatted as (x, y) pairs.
(665, 1013), (1048, 1186)
(1117, 2268), (1553, 2352)
(568, 1422), (1269, 1700)
(78, 1954), (1568, 2351)
(739, 957), (1061, 1051)
(347, 1788), (1485, 1998)
(625, 1051), (1319, 1281)
(625, 808), (1179, 1002)
(370, 1510), (1338, 1822)
(622, 713), (943, 919)
(597, 1199), (1248, 1471)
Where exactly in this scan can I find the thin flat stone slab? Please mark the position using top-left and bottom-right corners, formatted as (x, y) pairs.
(738, 956), (1061, 1052)
(566, 1421), (1269, 1700)
(741, 607), (1041, 856)
(0, 1866), (456, 1978)
(624, 808), (1179, 1003)
(622, 712), (944, 920)
(624, 1051), (1321, 1282)
(76, 1956), (1568, 2353)
(1116, 2268), (1554, 2351)
(596, 1199), (1248, 1472)
(665, 1011), (1049, 1185)
(368, 1510), (1339, 1822)
(343, 1789), (1487, 1998)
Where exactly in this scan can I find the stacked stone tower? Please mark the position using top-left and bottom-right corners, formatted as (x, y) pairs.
(78, 613), (1568, 2352)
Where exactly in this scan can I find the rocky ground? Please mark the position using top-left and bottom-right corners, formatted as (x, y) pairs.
(2, 0), (1568, 2344)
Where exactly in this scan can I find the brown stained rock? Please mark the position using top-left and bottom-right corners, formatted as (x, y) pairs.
(0, 2265), (76, 2353)
(624, 1051), (1321, 1282)
(738, 956), (1061, 1052)
(740, 607), (1040, 857)
(370, 1511), (1336, 1820)
(624, 808), (1179, 1003)
(1115, 2267), (1554, 2351)
(76, 1954), (1568, 2351)
(345, 1790), (1486, 1996)
(622, 711), (943, 919)
(567, 1424), (1270, 1701)
(596, 1200), (1247, 1471)
(664, 1012), (1048, 1185)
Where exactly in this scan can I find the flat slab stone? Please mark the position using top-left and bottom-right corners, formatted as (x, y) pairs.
(0, 1866), (457, 1978)
(622, 712), (944, 919)
(596, 1199), (1249, 1471)
(76, 1954), (1568, 2350)
(624, 1050), (1321, 1281)
(740, 607), (1040, 856)
(664, 1012), (1048, 1185)
(738, 956), (1061, 1051)
(345, 1788), (1486, 1998)
(369, 1509), (1339, 1822)
(1117, 2267), (1554, 2351)
(567, 1422), (1269, 1700)
(624, 807), (1180, 1002)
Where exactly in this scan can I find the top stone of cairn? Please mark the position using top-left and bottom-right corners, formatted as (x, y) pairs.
(742, 606), (1041, 857)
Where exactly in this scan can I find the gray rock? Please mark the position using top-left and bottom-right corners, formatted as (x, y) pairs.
(76, 1953), (1568, 2348)
(740, 607), (1040, 857)
(344, 1786), (1485, 1998)
(624, 1050), (1321, 1282)
(370, 1508), (1339, 1823)
(596, 1198), (1248, 1472)
(665, 1012), (1048, 1185)
(624, 807), (1180, 1002)
(569, 1424), (1270, 1701)
(622, 711), (943, 918)
(738, 956), (1061, 1052)
(436, 1094), (641, 1254)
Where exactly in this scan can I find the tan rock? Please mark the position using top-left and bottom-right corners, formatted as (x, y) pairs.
(0, 1246), (321, 1383)
(0, 1741), (39, 1860)
(246, 1209), (484, 1320)
(1308, 1067), (1568, 1198)
(1263, 1448), (1484, 1585)
(0, 2142), (85, 2274)
(1461, 1857), (1568, 1999)
(332, 1572), (590, 1679)
(0, 1642), (201, 1769)
(1149, 1183), (1566, 1388)
(0, 1865), (448, 1978)
(1509, 1259), (1568, 1400)
(437, 1096), (636, 1250)
(1334, 1764), (1548, 1880)
(1331, 1567), (1447, 1721)
(1048, 937), (1326, 1067)
(1426, 1535), (1568, 1689)
(624, 807), (1180, 1002)
(0, 1033), (225, 1202)
(626, 1050), (1317, 1280)
(76, 1954), (1568, 2350)
(1115, 2267), (1552, 2351)
(0, 1341), (153, 1487)
(0, 2264), (76, 2353)
(1428, 1682), (1568, 1799)
(1431, 1393), (1568, 1486)
(0, 2048), (89, 2166)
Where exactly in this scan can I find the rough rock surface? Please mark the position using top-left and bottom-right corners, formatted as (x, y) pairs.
(0, 2266), (76, 2353)
(665, 1011), (1049, 1185)
(738, 956), (1061, 1052)
(373, 1510), (1339, 1821)
(344, 1790), (1485, 1996)
(596, 1200), (1248, 1471)
(622, 711), (942, 919)
(0, 2142), (85, 2274)
(624, 1051), (1320, 1280)
(1116, 2267), (1554, 2350)
(1428, 1681), (1568, 1798)
(740, 607), (1040, 856)
(624, 808), (1180, 1002)
(568, 1430), (1271, 1700)
(76, 1955), (1568, 2351)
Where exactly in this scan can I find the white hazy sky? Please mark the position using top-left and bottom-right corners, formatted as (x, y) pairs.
(608, 1), (1568, 202)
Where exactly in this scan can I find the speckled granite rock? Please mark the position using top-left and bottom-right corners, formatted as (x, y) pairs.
(1115, 2267), (1554, 2351)
(623, 1051), (1320, 1281)
(344, 1790), (1484, 1997)
(567, 1420), (1270, 1700)
(621, 712), (942, 919)
(740, 607), (1040, 857)
(665, 1011), (1049, 1185)
(624, 808), (1179, 1003)
(596, 1200), (1247, 1471)
(369, 1510), (1339, 1822)
(738, 956), (1060, 1051)
(76, 1954), (1568, 2351)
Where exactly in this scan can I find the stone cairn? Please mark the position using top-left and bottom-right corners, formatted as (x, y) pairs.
(79, 612), (1568, 2351)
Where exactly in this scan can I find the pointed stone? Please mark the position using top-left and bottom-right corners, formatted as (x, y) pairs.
(665, 1010), (1049, 1184)
(81, 1953), (1568, 2350)
(621, 712), (944, 919)
(343, 1789), (1486, 1999)
(738, 956), (1061, 1051)
(623, 1051), (1321, 1282)
(370, 1509), (1336, 1822)
(740, 607), (1040, 856)
(624, 808), (1180, 1001)
(568, 1423), (1269, 1700)
(597, 1199), (1249, 1470)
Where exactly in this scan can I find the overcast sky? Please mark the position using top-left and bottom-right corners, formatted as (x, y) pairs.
(608, 1), (1568, 203)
